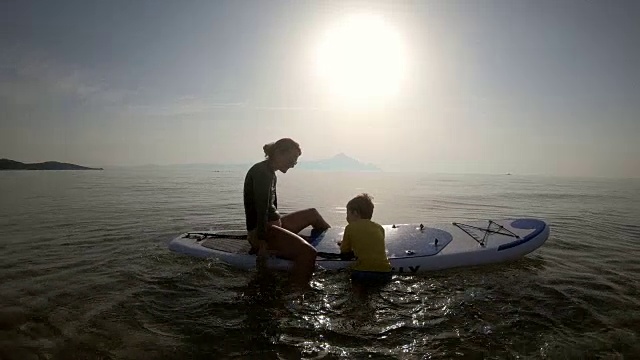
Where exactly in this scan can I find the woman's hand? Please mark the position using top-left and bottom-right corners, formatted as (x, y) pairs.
(268, 219), (282, 228)
(255, 239), (269, 257)
(255, 239), (269, 269)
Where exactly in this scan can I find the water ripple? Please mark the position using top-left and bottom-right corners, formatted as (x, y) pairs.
(0, 170), (639, 358)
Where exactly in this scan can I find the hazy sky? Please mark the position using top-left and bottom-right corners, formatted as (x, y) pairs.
(1, 0), (639, 177)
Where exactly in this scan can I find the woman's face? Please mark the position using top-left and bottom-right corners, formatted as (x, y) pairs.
(275, 149), (300, 173)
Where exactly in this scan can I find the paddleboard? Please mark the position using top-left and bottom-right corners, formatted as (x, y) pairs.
(168, 218), (549, 274)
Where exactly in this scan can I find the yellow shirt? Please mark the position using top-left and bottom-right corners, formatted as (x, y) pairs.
(340, 219), (391, 272)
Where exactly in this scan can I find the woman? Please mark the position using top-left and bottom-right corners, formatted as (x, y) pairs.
(243, 138), (331, 288)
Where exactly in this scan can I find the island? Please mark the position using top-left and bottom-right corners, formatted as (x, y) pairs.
(142, 153), (382, 172)
(296, 153), (381, 172)
(0, 158), (103, 170)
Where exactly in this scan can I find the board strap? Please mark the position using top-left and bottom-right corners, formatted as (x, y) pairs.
(452, 220), (519, 246)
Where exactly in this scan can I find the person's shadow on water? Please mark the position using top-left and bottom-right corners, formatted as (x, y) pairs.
(235, 270), (293, 358)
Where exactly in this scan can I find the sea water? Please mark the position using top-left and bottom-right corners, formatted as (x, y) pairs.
(1, 168), (639, 358)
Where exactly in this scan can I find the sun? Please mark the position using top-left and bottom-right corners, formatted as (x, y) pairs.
(314, 14), (407, 106)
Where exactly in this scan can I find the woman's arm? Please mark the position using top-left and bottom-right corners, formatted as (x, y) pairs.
(252, 169), (278, 241)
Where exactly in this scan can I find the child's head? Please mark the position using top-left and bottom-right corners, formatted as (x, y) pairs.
(346, 193), (374, 223)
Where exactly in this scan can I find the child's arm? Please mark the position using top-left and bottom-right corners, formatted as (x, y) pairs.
(339, 226), (355, 260)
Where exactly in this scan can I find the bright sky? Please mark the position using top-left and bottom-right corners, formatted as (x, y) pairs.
(1, 0), (639, 177)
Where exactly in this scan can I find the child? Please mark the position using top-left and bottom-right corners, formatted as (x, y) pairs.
(340, 193), (392, 289)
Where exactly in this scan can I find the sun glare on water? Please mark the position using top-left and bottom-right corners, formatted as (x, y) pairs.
(314, 14), (407, 107)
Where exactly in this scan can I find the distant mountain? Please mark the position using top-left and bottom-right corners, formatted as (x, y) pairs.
(296, 153), (381, 172)
(0, 158), (103, 170)
(114, 153), (381, 172)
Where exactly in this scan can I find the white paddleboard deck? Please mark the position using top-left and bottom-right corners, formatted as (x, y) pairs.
(168, 218), (549, 274)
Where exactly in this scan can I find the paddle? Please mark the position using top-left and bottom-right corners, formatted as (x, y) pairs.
(184, 232), (350, 260)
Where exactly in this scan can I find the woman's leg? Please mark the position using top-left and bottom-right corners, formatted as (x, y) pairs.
(267, 225), (317, 288)
(280, 208), (331, 235)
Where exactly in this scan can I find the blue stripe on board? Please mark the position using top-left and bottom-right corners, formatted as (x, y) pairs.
(498, 219), (547, 251)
